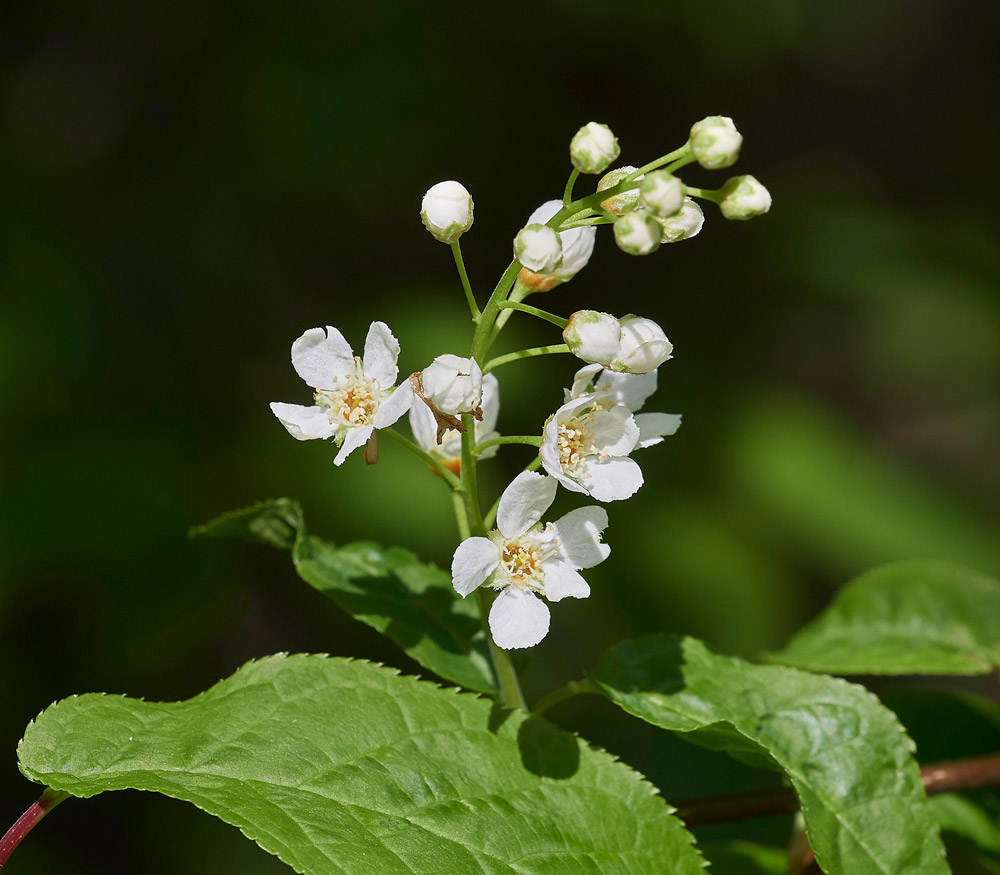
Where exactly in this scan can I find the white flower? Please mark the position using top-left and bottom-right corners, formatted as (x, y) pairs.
(410, 373), (500, 475)
(513, 223), (563, 273)
(690, 116), (742, 170)
(540, 394), (643, 501)
(270, 322), (413, 466)
(570, 122), (620, 174)
(639, 171), (684, 218)
(563, 310), (622, 365)
(612, 316), (673, 373)
(517, 200), (597, 292)
(421, 354), (483, 416)
(451, 472), (610, 649)
(657, 198), (704, 243)
(567, 364), (681, 448)
(420, 180), (474, 244)
(719, 175), (772, 220)
(613, 211), (662, 256)
(597, 166), (642, 215)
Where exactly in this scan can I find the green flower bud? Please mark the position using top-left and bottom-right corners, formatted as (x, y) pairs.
(420, 181), (474, 243)
(719, 175), (771, 220)
(656, 198), (704, 242)
(690, 116), (742, 170)
(613, 211), (662, 256)
(639, 170), (684, 218)
(513, 223), (563, 273)
(570, 122), (620, 174)
(597, 166), (642, 215)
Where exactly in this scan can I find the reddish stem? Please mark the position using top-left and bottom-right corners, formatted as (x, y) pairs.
(0, 789), (70, 869)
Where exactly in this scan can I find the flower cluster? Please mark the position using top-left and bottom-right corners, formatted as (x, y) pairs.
(270, 117), (768, 652)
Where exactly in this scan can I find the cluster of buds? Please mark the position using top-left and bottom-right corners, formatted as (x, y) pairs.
(272, 117), (770, 651)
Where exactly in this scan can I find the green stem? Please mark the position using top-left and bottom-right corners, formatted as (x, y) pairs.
(451, 241), (480, 321)
(484, 344), (570, 373)
(0, 788), (70, 868)
(560, 216), (614, 229)
(488, 281), (532, 347)
(497, 300), (568, 329)
(471, 259), (522, 363)
(381, 427), (462, 490)
(684, 186), (722, 203)
(474, 434), (542, 455)
(563, 167), (581, 205)
(459, 414), (484, 533)
(630, 142), (693, 179)
(476, 589), (528, 710)
(532, 680), (597, 716)
(450, 491), (471, 541)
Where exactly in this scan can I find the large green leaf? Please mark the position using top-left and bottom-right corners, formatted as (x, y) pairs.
(590, 635), (948, 875)
(770, 560), (1000, 675)
(193, 499), (497, 694)
(19, 655), (705, 875)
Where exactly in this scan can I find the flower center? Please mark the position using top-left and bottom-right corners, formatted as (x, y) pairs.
(557, 418), (602, 473)
(315, 358), (380, 427)
(499, 535), (549, 589)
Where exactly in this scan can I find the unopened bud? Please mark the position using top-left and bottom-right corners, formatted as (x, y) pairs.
(611, 316), (673, 374)
(563, 311), (622, 365)
(690, 116), (742, 170)
(421, 354), (483, 416)
(570, 122), (620, 174)
(517, 200), (597, 291)
(639, 171), (684, 218)
(719, 175), (771, 220)
(514, 223), (563, 273)
(597, 166), (642, 215)
(613, 211), (662, 256)
(657, 198), (705, 243)
(420, 181), (474, 244)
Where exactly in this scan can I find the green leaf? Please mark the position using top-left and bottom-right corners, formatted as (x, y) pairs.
(699, 841), (787, 875)
(293, 536), (497, 694)
(190, 497), (303, 550)
(19, 655), (706, 875)
(769, 560), (1000, 675)
(589, 635), (948, 875)
(193, 499), (497, 695)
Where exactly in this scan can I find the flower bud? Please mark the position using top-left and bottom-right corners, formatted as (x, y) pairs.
(563, 311), (622, 365)
(420, 181), (474, 244)
(689, 116), (742, 170)
(719, 175), (772, 220)
(611, 316), (673, 374)
(516, 200), (597, 292)
(513, 223), (563, 273)
(657, 197), (704, 243)
(639, 170), (684, 218)
(421, 354), (483, 415)
(570, 122), (620, 174)
(597, 166), (642, 215)
(613, 211), (662, 256)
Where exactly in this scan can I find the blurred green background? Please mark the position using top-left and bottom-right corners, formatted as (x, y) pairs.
(2, 0), (999, 870)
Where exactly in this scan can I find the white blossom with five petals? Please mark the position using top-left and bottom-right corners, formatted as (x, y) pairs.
(451, 472), (609, 649)
(270, 322), (413, 466)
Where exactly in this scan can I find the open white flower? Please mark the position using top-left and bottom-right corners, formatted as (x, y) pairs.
(540, 394), (643, 501)
(451, 472), (610, 649)
(517, 200), (597, 293)
(567, 364), (681, 448)
(410, 373), (499, 475)
(270, 322), (413, 466)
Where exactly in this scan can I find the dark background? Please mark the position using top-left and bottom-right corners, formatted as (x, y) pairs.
(2, 1), (999, 870)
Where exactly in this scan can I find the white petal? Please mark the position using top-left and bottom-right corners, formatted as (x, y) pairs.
(567, 364), (603, 401)
(269, 402), (337, 441)
(408, 397), (438, 451)
(552, 506), (611, 568)
(333, 424), (374, 466)
(595, 369), (658, 412)
(526, 199), (561, 226)
(579, 457), (643, 502)
(587, 406), (640, 456)
(451, 538), (500, 596)
(291, 326), (353, 388)
(635, 412), (682, 448)
(362, 321), (401, 388)
(489, 588), (550, 650)
(542, 561), (591, 602)
(496, 471), (557, 540)
(479, 373), (501, 433)
(372, 381), (413, 428)
(557, 225), (596, 279)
